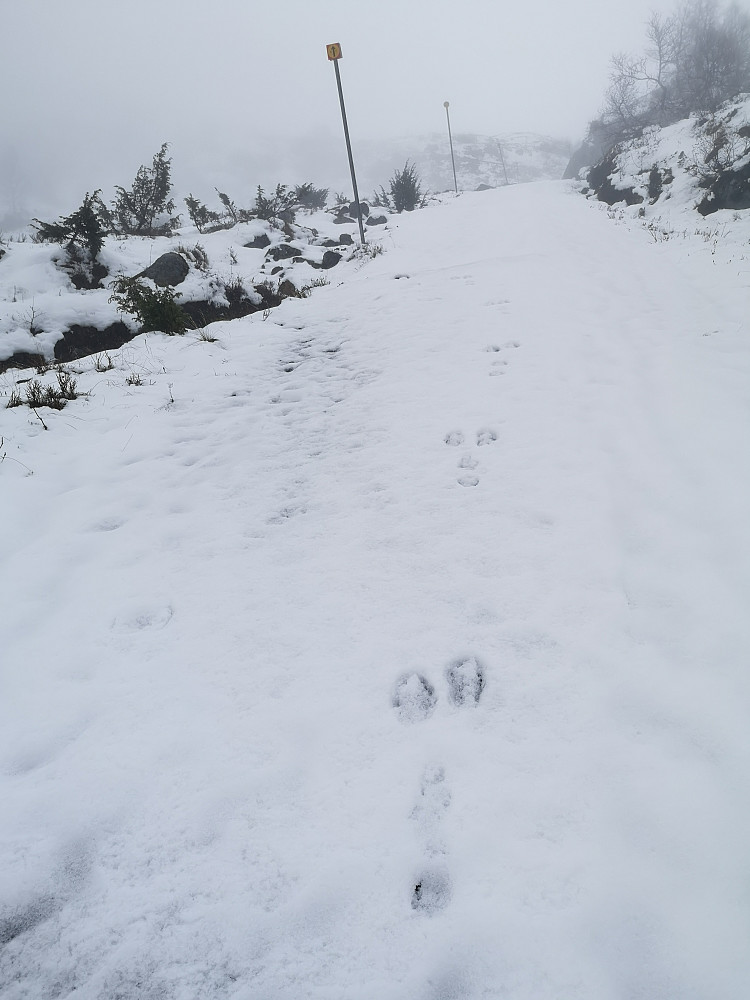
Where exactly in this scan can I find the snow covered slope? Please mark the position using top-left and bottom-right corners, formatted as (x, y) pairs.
(2, 183), (749, 999)
(583, 95), (750, 221)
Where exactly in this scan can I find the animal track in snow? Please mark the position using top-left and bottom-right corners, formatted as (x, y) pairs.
(446, 656), (485, 706)
(393, 673), (437, 723)
(111, 604), (174, 634)
(411, 865), (452, 915)
(411, 765), (451, 855)
(447, 429), (497, 485)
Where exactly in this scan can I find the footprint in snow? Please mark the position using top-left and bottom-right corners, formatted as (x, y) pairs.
(411, 865), (452, 915)
(446, 656), (485, 706)
(457, 474), (480, 488)
(444, 431), (464, 447)
(395, 659), (487, 914)
(411, 765), (451, 855)
(476, 428), (497, 446)
(393, 673), (437, 723)
(111, 604), (174, 634)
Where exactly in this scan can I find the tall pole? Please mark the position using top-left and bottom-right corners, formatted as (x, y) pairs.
(495, 139), (510, 186)
(328, 43), (366, 246)
(444, 101), (458, 194)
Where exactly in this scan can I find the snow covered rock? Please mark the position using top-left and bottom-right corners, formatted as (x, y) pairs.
(582, 95), (750, 217)
(135, 252), (189, 287)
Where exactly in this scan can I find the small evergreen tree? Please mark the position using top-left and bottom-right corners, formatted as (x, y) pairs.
(254, 184), (297, 224)
(294, 183), (329, 212)
(109, 275), (187, 334)
(215, 189), (253, 225)
(32, 191), (110, 288)
(111, 143), (177, 236)
(184, 194), (221, 233)
(377, 162), (426, 213)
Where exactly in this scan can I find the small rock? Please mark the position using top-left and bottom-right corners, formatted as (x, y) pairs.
(321, 250), (342, 269)
(245, 233), (271, 249)
(367, 215), (388, 226)
(266, 243), (301, 261)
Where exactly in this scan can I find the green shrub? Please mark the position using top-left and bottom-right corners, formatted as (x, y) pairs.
(294, 183), (329, 212)
(111, 143), (177, 236)
(215, 190), (253, 225)
(376, 161), (426, 213)
(184, 194), (221, 233)
(32, 192), (109, 288)
(109, 276), (188, 335)
(254, 184), (296, 225)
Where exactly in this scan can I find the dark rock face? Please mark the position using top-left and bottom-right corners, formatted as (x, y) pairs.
(0, 351), (46, 375)
(266, 243), (301, 261)
(348, 201), (370, 217)
(697, 160), (750, 215)
(338, 233), (355, 246)
(54, 321), (134, 362)
(181, 282), (281, 327)
(245, 233), (271, 249)
(564, 139), (609, 180)
(585, 155), (644, 207)
(136, 252), (189, 287)
(367, 215), (388, 226)
(320, 250), (342, 269)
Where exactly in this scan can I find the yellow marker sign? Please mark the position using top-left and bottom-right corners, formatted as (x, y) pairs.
(326, 43), (342, 60)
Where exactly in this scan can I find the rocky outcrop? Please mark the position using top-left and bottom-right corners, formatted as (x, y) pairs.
(54, 321), (134, 362)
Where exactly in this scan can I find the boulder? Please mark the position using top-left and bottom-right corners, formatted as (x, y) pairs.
(136, 252), (189, 287)
(245, 233), (271, 249)
(266, 243), (301, 261)
(348, 201), (370, 217)
(54, 321), (134, 362)
(367, 215), (388, 226)
(320, 250), (342, 269)
(338, 233), (355, 246)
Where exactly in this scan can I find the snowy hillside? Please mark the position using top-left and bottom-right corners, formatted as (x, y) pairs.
(2, 182), (750, 999)
(582, 94), (750, 222)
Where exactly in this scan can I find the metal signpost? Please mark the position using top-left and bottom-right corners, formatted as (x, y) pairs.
(444, 101), (458, 194)
(327, 43), (366, 246)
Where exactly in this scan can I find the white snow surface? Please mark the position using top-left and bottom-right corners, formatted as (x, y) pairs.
(2, 182), (750, 999)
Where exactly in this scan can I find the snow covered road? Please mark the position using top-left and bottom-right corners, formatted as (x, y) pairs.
(2, 182), (749, 999)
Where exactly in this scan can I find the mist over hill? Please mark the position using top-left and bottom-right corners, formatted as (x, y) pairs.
(0, 131), (573, 232)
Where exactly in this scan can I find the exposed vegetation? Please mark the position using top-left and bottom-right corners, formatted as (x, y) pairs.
(32, 192), (109, 289)
(374, 162), (426, 213)
(109, 276), (188, 335)
(110, 143), (177, 237)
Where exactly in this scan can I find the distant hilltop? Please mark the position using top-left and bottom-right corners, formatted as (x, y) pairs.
(356, 133), (573, 193)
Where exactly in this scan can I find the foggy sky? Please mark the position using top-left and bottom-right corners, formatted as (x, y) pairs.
(2, 0), (746, 224)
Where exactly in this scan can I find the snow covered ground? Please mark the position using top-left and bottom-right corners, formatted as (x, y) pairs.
(2, 182), (750, 999)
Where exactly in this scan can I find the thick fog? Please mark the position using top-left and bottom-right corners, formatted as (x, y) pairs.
(0, 0), (733, 225)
